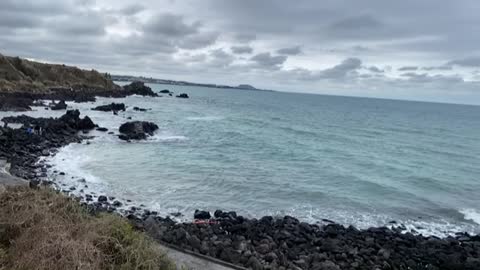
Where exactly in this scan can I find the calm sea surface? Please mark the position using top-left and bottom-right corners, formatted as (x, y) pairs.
(3, 83), (479, 236)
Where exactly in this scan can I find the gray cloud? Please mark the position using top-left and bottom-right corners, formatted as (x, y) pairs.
(250, 53), (287, 70)
(277, 46), (302, 55)
(143, 13), (200, 37)
(231, 46), (253, 54)
(447, 57), (480, 67)
(330, 15), (383, 30)
(120, 4), (145, 16)
(367, 66), (384, 73)
(421, 65), (453, 71)
(177, 32), (219, 50)
(320, 58), (362, 79)
(234, 33), (257, 43)
(1, 0), (480, 104)
(398, 66), (419, 71)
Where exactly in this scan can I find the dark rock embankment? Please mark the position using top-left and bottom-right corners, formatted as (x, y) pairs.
(0, 110), (96, 180)
(127, 210), (480, 270)
(0, 81), (159, 113)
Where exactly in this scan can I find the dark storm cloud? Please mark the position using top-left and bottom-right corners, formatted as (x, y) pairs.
(277, 46), (302, 56)
(231, 46), (253, 54)
(398, 66), (419, 71)
(250, 53), (287, 70)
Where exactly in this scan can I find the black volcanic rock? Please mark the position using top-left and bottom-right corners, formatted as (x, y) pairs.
(50, 100), (67, 110)
(92, 103), (126, 112)
(176, 93), (189, 99)
(123, 81), (157, 97)
(194, 210), (211, 219)
(0, 97), (32, 111)
(78, 116), (95, 130)
(118, 121), (158, 141)
(160, 89), (171, 94)
(133, 107), (148, 112)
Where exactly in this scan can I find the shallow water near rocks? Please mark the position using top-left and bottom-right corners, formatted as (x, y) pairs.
(3, 83), (479, 237)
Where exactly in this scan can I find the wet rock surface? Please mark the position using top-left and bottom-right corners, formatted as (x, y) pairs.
(92, 102), (126, 112)
(0, 97), (32, 111)
(122, 81), (158, 97)
(118, 121), (159, 141)
(176, 93), (189, 99)
(50, 100), (68, 110)
(0, 110), (95, 180)
(129, 211), (480, 270)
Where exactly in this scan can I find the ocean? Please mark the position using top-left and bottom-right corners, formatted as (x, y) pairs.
(3, 83), (480, 236)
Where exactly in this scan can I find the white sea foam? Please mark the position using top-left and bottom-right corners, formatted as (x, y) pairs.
(47, 144), (102, 184)
(460, 209), (480, 224)
(186, 116), (224, 121)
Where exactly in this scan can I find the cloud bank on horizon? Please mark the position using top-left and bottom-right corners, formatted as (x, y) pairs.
(1, 0), (480, 104)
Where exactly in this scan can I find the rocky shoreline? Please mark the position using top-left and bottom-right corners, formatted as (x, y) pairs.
(1, 95), (479, 270)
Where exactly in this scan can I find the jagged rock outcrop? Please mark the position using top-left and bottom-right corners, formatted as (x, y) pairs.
(118, 121), (159, 141)
(122, 81), (158, 97)
(92, 103), (126, 112)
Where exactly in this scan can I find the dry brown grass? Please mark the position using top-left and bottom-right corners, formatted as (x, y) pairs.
(0, 186), (175, 270)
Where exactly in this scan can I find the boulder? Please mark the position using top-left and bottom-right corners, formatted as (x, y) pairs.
(160, 89), (171, 94)
(123, 81), (158, 97)
(96, 127), (108, 132)
(51, 100), (68, 110)
(78, 116), (95, 130)
(176, 93), (189, 99)
(194, 210), (211, 220)
(92, 103), (126, 112)
(118, 121), (159, 141)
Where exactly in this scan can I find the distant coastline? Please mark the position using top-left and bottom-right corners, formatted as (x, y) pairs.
(112, 74), (274, 92)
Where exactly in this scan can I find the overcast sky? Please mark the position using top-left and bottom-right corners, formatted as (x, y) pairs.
(1, 0), (480, 104)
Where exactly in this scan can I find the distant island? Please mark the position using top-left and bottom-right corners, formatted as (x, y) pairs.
(111, 75), (273, 92)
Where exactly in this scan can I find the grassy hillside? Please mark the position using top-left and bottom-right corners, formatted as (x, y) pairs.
(0, 186), (175, 270)
(0, 53), (119, 93)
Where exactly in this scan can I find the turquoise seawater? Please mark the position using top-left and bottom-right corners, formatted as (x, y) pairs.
(39, 83), (480, 236)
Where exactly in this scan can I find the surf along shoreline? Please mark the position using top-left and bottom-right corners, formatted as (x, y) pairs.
(0, 87), (479, 270)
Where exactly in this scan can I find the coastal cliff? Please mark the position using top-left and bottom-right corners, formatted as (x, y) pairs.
(0, 53), (119, 93)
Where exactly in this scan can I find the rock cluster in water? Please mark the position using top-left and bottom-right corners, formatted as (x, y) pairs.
(118, 121), (159, 141)
(92, 103), (126, 112)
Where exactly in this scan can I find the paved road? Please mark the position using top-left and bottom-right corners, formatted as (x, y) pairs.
(0, 159), (27, 186)
(157, 244), (241, 270)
